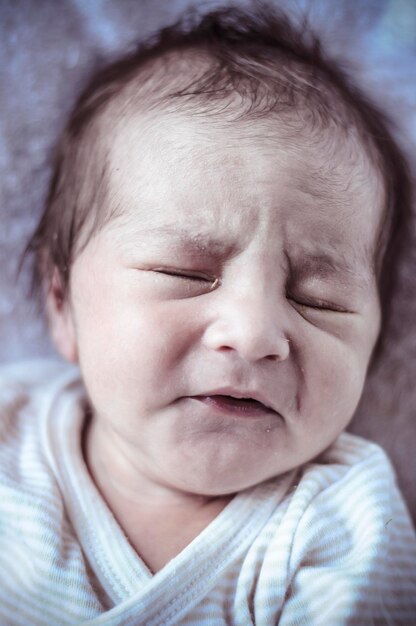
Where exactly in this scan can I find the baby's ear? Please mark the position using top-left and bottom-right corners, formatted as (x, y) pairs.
(46, 269), (78, 363)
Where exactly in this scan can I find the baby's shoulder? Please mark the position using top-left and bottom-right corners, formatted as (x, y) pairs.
(284, 432), (408, 544)
(294, 432), (397, 511)
(0, 357), (76, 438)
(260, 440), (416, 623)
(0, 361), (100, 617)
(0, 358), (81, 494)
(311, 430), (394, 481)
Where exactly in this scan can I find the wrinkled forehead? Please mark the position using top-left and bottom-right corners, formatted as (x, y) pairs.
(105, 108), (385, 238)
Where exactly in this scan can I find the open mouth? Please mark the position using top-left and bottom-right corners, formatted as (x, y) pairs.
(192, 394), (275, 417)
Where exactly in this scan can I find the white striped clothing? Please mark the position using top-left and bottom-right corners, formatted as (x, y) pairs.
(0, 359), (415, 625)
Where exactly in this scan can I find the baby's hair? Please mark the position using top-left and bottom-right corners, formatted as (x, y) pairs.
(23, 3), (412, 359)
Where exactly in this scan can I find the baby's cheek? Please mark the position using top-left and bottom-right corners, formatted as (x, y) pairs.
(302, 336), (367, 430)
(106, 301), (195, 386)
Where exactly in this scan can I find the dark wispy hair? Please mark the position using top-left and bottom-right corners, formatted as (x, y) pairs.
(23, 3), (412, 360)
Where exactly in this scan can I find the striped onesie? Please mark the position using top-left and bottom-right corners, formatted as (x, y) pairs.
(0, 360), (415, 625)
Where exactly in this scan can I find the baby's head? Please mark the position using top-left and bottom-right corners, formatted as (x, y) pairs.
(25, 6), (412, 495)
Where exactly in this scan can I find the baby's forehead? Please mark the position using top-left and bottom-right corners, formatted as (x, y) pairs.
(99, 109), (384, 275)
(84, 43), (387, 242)
(107, 107), (384, 214)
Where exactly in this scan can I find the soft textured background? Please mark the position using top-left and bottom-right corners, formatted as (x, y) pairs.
(1, 0), (415, 521)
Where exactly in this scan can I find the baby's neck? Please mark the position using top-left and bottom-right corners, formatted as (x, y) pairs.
(83, 416), (232, 573)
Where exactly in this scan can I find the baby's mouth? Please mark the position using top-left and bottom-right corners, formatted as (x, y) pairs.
(192, 394), (276, 418)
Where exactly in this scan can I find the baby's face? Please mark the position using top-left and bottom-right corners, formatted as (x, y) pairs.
(58, 113), (383, 496)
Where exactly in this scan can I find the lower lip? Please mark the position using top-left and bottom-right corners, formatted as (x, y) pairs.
(191, 395), (276, 419)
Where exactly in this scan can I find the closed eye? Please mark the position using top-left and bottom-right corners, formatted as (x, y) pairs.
(287, 295), (351, 314)
(152, 268), (220, 287)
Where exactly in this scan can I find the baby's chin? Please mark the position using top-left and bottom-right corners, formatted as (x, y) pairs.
(159, 429), (294, 497)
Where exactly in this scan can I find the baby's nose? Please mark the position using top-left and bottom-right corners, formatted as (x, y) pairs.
(202, 289), (290, 363)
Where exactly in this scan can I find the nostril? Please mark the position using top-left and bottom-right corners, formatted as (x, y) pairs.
(267, 337), (290, 362)
(218, 345), (234, 353)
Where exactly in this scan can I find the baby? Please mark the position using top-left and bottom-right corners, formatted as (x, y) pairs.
(1, 5), (416, 625)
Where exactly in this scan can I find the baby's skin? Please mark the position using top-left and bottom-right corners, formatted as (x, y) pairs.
(48, 110), (383, 572)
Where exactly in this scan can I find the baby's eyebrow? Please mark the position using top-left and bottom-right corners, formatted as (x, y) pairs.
(137, 226), (241, 260)
(119, 224), (373, 289)
(289, 251), (373, 289)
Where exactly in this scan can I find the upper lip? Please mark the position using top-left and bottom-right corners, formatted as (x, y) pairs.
(192, 387), (277, 414)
